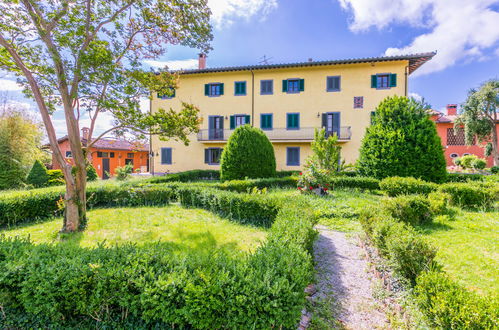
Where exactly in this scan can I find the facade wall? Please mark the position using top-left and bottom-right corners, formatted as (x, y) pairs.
(435, 122), (498, 167)
(151, 60), (409, 173)
(51, 141), (148, 178)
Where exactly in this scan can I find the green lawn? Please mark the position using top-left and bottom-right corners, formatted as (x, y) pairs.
(419, 211), (498, 296)
(1, 205), (267, 253)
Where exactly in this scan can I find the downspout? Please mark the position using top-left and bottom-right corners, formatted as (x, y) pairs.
(149, 96), (154, 176)
(404, 65), (409, 97)
(251, 69), (255, 126)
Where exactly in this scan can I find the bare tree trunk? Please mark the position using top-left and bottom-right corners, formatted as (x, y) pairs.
(492, 125), (499, 167)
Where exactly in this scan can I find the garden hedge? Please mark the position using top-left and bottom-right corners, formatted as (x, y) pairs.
(0, 184), (316, 328)
(147, 169), (220, 183)
(326, 176), (380, 191)
(437, 182), (496, 209)
(217, 177), (298, 193)
(446, 173), (484, 183)
(380, 176), (438, 197)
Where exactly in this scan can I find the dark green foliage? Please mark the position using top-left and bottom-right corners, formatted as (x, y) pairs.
(220, 125), (276, 181)
(380, 176), (438, 197)
(327, 176), (380, 191)
(26, 160), (50, 188)
(360, 210), (437, 285)
(491, 166), (499, 174)
(357, 96), (447, 182)
(438, 182), (496, 209)
(446, 173), (484, 182)
(415, 271), (499, 329)
(0, 184), (316, 328)
(147, 169), (220, 183)
(275, 170), (300, 177)
(217, 177), (297, 192)
(86, 164), (98, 181)
(177, 186), (280, 227)
(381, 194), (433, 226)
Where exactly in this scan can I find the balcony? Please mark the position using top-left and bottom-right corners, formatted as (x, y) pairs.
(197, 127), (352, 143)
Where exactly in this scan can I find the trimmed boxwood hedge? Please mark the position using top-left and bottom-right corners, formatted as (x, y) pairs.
(217, 177), (298, 193)
(380, 176), (438, 197)
(147, 169), (220, 183)
(0, 184), (316, 328)
(326, 176), (380, 191)
(438, 182), (496, 209)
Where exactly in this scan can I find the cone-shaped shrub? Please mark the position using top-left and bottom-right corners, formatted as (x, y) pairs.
(26, 160), (50, 187)
(357, 96), (447, 183)
(220, 125), (276, 181)
(86, 164), (98, 181)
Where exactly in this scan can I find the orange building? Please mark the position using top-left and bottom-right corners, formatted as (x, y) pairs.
(51, 128), (150, 179)
(431, 104), (499, 167)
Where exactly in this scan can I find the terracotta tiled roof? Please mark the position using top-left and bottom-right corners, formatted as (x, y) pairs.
(54, 136), (148, 151)
(176, 52), (436, 75)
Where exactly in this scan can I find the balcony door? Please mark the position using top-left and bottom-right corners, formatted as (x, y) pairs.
(208, 116), (224, 140)
(322, 112), (340, 138)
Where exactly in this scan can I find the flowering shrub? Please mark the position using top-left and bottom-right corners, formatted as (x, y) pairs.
(297, 163), (331, 194)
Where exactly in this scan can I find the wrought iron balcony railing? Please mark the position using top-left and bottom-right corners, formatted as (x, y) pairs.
(197, 127), (352, 142)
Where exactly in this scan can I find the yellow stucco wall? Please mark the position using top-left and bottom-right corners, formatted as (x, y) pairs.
(151, 60), (408, 173)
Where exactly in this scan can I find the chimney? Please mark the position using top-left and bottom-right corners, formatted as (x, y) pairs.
(198, 53), (207, 69)
(446, 104), (457, 116)
(81, 127), (89, 141)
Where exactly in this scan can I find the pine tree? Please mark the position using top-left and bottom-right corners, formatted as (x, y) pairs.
(26, 160), (50, 187)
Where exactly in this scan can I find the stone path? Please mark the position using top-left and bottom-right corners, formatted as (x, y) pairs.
(311, 225), (388, 329)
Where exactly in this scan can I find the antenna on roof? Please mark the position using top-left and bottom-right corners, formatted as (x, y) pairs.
(259, 55), (273, 65)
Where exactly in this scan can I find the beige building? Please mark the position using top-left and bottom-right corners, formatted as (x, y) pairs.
(150, 52), (435, 174)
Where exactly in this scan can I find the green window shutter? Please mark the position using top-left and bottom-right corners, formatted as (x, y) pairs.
(371, 75), (377, 88)
(204, 149), (209, 163)
(219, 83), (224, 95)
(299, 79), (304, 91)
(204, 84), (209, 96)
(245, 115), (250, 125)
(241, 82), (246, 94)
(294, 114), (299, 128)
(235, 82), (239, 95)
(282, 79), (288, 92)
(230, 115), (235, 129)
(390, 74), (397, 87)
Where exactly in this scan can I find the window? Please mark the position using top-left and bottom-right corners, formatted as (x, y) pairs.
(127, 153), (134, 158)
(371, 73), (397, 89)
(234, 81), (246, 95)
(161, 148), (172, 164)
(208, 115), (224, 140)
(287, 113), (300, 130)
(125, 158), (134, 166)
(260, 113), (273, 130)
(230, 114), (250, 129)
(97, 151), (112, 158)
(204, 83), (224, 97)
(286, 147), (300, 166)
(205, 148), (222, 165)
(260, 80), (273, 95)
(110, 152), (115, 158)
(283, 79), (304, 93)
(446, 128), (466, 146)
(157, 88), (175, 99)
(354, 96), (364, 109)
(463, 153), (470, 156)
(322, 112), (340, 137)
(65, 151), (72, 158)
(327, 76), (341, 92)
(450, 153), (459, 159)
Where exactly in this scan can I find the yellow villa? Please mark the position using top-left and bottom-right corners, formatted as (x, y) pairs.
(150, 52), (435, 174)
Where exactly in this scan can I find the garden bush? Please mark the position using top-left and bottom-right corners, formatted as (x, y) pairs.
(438, 182), (496, 209)
(381, 194), (433, 226)
(147, 169), (220, 183)
(220, 125), (276, 180)
(46, 169), (65, 186)
(415, 271), (499, 329)
(357, 96), (447, 183)
(87, 164), (98, 181)
(380, 176), (437, 197)
(326, 176), (380, 191)
(26, 160), (50, 187)
(217, 177), (297, 193)
(0, 183), (316, 328)
(491, 166), (499, 174)
(446, 172), (484, 182)
(428, 191), (451, 215)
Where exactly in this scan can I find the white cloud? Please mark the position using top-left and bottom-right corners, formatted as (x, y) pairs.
(208, 0), (278, 28)
(409, 92), (423, 101)
(0, 79), (23, 91)
(339, 0), (499, 75)
(144, 59), (198, 70)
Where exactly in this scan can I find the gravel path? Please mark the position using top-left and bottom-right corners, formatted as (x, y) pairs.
(312, 225), (388, 329)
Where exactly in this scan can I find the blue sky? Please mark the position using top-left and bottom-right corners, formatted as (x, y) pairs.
(1, 0), (498, 136)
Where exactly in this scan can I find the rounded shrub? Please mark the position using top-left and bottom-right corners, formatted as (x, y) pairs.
(357, 96), (447, 183)
(220, 125), (276, 181)
(380, 176), (438, 197)
(381, 194), (433, 226)
(26, 160), (50, 188)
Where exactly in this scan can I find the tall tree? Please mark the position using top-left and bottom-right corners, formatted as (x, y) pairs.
(0, 0), (212, 232)
(0, 104), (45, 189)
(455, 79), (499, 166)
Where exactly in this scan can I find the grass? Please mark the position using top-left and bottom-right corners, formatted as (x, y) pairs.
(268, 188), (382, 232)
(1, 205), (267, 253)
(419, 210), (498, 296)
